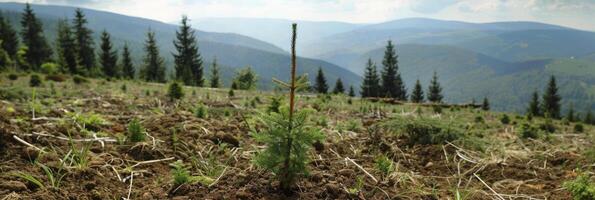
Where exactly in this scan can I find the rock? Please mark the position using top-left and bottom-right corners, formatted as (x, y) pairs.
(424, 162), (434, 168)
(338, 169), (354, 177)
(0, 181), (28, 192)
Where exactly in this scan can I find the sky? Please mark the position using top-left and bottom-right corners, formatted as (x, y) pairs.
(5, 0), (595, 30)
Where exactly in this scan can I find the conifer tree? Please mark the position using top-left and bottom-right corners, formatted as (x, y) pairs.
(348, 86), (355, 97)
(332, 78), (345, 94)
(121, 43), (135, 79)
(566, 103), (575, 122)
(314, 67), (328, 94)
(427, 71), (443, 103)
(209, 57), (221, 88)
(482, 97), (490, 111)
(380, 40), (406, 99)
(141, 30), (165, 83)
(20, 3), (52, 70)
(527, 91), (541, 117)
(411, 79), (424, 103)
(56, 19), (77, 74)
(173, 16), (203, 86)
(73, 8), (95, 75)
(360, 58), (380, 98)
(542, 75), (561, 119)
(0, 13), (19, 58)
(99, 30), (118, 78)
(232, 66), (258, 90)
(584, 109), (593, 125)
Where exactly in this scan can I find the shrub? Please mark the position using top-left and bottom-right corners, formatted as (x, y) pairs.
(40, 62), (59, 74)
(121, 84), (127, 92)
(45, 74), (67, 82)
(404, 120), (459, 145)
(374, 155), (394, 176)
(228, 89), (234, 97)
(574, 123), (584, 133)
(432, 105), (442, 114)
(500, 114), (510, 124)
(69, 112), (107, 131)
(518, 123), (540, 139)
(170, 160), (191, 186)
(563, 173), (595, 200)
(167, 82), (185, 101)
(73, 75), (88, 84)
(7, 73), (18, 80)
(267, 96), (282, 113)
(195, 104), (208, 119)
(539, 118), (556, 133)
(474, 116), (484, 123)
(29, 74), (42, 87)
(127, 118), (145, 142)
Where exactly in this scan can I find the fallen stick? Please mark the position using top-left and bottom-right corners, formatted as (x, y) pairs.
(345, 157), (378, 183)
(31, 132), (117, 142)
(474, 173), (505, 200)
(12, 135), (44, 152)
(208, 166), (229, 187)
(130, 157), (175, 168)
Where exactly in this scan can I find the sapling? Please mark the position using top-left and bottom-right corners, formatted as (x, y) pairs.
(167, 81), (184, 101)
(252, 24), (324, 193)
(127, 118), (145, 142)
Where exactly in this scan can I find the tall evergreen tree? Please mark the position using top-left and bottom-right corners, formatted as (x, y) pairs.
(121, 43), (135, 79)
(411, 79), (424, 103)
(348, 86), (355, 97)
(98, 30), (118, 78)
(482, 97), (490, 111)
(141, 30), (165, 83)
(542, 75), (561, 119)
(0, 13), (19, 58)
(332, 78), (345, 94)
(209, 57), (221, 88)
(20, 3), (52, 70)
(566, 103), (575, 122)
(173, 16), (203, 86)
(427, 71), (443, 103)
(584, 109), (593, 125)
(380, 40), (406, 100)
(314, 67), (328, 94)
(56, 19), (77, 74)
(527, 91), (541, 116)
(73, 8), (95, 75)
(360, 58), (380, 98)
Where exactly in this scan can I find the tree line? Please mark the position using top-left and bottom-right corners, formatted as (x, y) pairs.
(0, 3), (227, 88)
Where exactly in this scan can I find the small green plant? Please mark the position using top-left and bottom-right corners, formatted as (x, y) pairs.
(29, 74), (42, 87)
(170, 160), (191, 186)
(41, 62), (59, 74)
(65, 138), (92, 170)
(474, 116), (484, 123)
(195, 104), (208, 119)
(121, 84), (127, 92)
(574, 123), (584, 133)
(267, 96), (282, 113)
(539, 118), (556, 133)
(563, 172), (595, 200)
(69, 112), (107, 131)
(374, 155), (394, 176)
(346, 176), (365, 195)
(8, 73), (18, 80)
(228, 89), (235, 97)
(127, 118), (145, 142)
(167, 82), (185, 101)
(432, 105), (442, 114)
(13, 162), (66, 189)
(500, 114), (510, 124)
(518, 123), (540, 139)
(72, 75), (88, 84)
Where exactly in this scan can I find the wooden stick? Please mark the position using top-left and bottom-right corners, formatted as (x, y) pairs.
(208, 166), (229, 187)
(130, 157), (175, 168)
(474, 173), (505, 200)
(12, 135), (44, 152)
(345, 157), (378, 183)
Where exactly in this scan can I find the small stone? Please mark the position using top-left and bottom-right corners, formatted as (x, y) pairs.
(424, 162), (434, 168)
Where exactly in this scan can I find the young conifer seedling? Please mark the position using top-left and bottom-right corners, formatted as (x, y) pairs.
(252, 24), (324, 193)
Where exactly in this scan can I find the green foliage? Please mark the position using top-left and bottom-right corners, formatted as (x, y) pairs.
(348, 86), (355, 97)
(13, 162), (66, 189)
(574, 123), (584, 133)
(542, 76), (561, 119)
(121, 44), (135, 79)
(500, 114), (510, 124)
(332, 78), (345, 94)
(433, 105), (442, 114)
(170, 160), (191, 186)
(267, 96), (282, 113)
(56, 19), (77, 74)
(29, 74), (42, 87)
(474, 116), (484, 123)
(127, 118), (145, 142)
(41, 62), (59, 75)
(380, 40), (406, 100)
(385, 116), (461, 145)
(99, 30), (118, 78)
(195, 103), (208, 119)
(374, 155), (394, 176)
(167, 81), (185, 101)
(314, 67), (329, 94)
(539, 118), (556, 133)
(411, 79), (424, 103)
(232, 66), (258, 90)
(45, 74), (67, 82)
(527, 91), (541, 117)
(482, 97), (490, 111)
(210, 58), (221, 88)
(518, 123), (540, 139)
(69, 112), (107, 131)
(141, 30), (166, 83)
(20, 3), (53, 70)
(563, 173), (595, 200)
(427, 71), (443, 103)
(360, 58), (381, 97)
(252, 107), (324, 191)
(73, 8), (96, 76)
(72, 75), (88, 84)
(120, 84), (127, 92)
(173, 16), (204, 86)
(228, 89), (234, 97)
(7, 73), (18, 80)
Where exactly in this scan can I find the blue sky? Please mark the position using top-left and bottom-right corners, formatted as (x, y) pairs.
(7, 0), (595, 30)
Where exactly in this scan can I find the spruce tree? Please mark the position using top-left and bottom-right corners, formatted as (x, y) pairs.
(314, 67), (328, 94)
(0, 13), (19, 58)
(73, 8), (95, 75)
(56, 19), (77, 74)
(20, 3), (52, 70)
(542, 75), (561, 119)
(348, 86), (355, 97)
(380, 40), (406, 99)
(141, 30), (166, 83)
(566, 103), (575, 122)
(584, 109), (593, 125)
(173, 16), (203, 86)
(411, 79), (424, 103)
(427, 71), (443, 103)
(332, 78), (345, 94)
(99, 30), (118, 78)
(527, 91), (541, 117)
(482, 97), (490, 111)
(209, 57), (221, 88)
(360, 58), (380, 98)
(121, 43), (135, 79)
